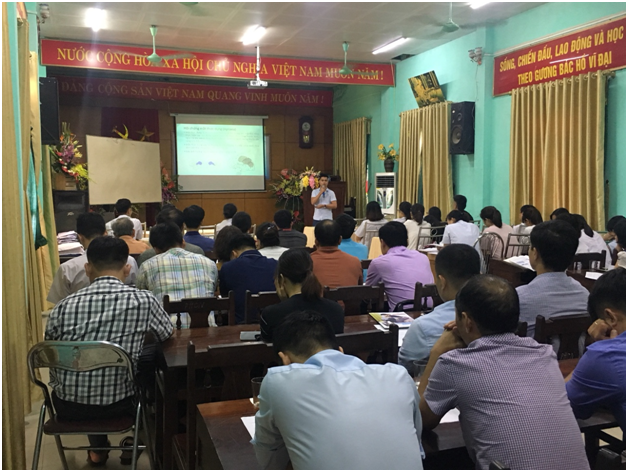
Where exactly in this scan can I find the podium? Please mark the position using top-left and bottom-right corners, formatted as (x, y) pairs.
(302, 180), (346, 226)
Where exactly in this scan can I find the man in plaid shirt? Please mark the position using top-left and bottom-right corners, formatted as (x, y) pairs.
(45, 237), (173, 465)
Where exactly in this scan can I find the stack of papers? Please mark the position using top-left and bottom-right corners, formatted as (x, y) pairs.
(58, 242), (84, 256)
(370, 312), (414, 329)
(504, 255), (533, 271)
(57, 231), (79, 245)
(585, 272), (603, 280)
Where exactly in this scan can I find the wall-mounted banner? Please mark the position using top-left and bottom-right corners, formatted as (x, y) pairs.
(56, 76), (334, 108)
(41, 39), (394, 86)
(494, 16), (625, 95)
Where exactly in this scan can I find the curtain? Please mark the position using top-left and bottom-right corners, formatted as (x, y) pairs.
(510, 72), (606, 230)
(399, 101), (452, 211)
(333, 117), (370, 218)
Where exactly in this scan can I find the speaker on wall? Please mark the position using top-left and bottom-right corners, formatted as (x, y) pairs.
(450, 101), (475, 154)
(52, 190), (89, 233)
(40, 77), (60, 145)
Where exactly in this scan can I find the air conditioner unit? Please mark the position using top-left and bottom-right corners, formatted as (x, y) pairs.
(375, 172), (397, 215)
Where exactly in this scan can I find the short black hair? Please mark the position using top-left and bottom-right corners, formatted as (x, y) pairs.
(366, 201), (384, 222)
(232, 211), (252, 233)
(183, 205), (205, 229)
(213, 225), (242, 262)
(453, 195), (467, 211)
(428, 206), (442, 221)
(455, 275), (519, 336)
(87, 236), (129, 271)
(227, 232), (256, 253)
(149, 222), (183, 251)
(255, 222), (280, 248)
(520, 204), (534, 214)
(615, 219), (626, 250)
(223, 203), (237, 219)
(76, 212), (106, 239)
(157, 208), (185, 230)
(336, 213), (357, 240)
(550, 207), (570, 219)
(274, 210), (292, 229)
(522, 206), (543, 225)
(319, 173), (329, 180)
(314, 219), (341, 247)
(111, 217), (134, 237)
(114, 198), (132, 215)
(529, 220), (580, 272)
(588, 268), (626, 320)
(398, 201), (412, 219)
(446, 210), (464, 222)
(272, 311), (339, 357)
(435, 244), (481, 288)
(606, 215), (626, 233)
(379, 221), (407, 248)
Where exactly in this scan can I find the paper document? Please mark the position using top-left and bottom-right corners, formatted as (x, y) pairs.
(504, 255), (533, 271)
(441, 408), (460, 423)
(585, 272), (603, 280)
(241, 416), (256, 439)
(423, 247), (439, 254)
(369, 312), (414, 329)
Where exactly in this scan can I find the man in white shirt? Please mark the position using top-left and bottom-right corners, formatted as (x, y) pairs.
(253, 311), (424, 470)
(442, 210), (480, 247)
(310, 173), (337, 226)
(48, 212), (138, 304)
(105, 198), (143, 240)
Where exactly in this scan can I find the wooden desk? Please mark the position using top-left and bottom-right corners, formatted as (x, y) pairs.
(418, 249), (438, 282)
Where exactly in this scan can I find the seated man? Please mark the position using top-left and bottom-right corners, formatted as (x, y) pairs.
(365, 222), (433, 311)
(111, 217), (150, 254)
(215, 203), (237, 236)
(219, 233), (277, 323)
(442, 210), (479, 247)
(566, 268), (626, 433)
(232, 211), (252, 233)
(45, 237), (173, 466)
(48, 212), (138, 304)
(517, 220), (589, 335)
(337, 213), (369, 281)
(253, 312), (424, 470)
(105, 198), (143, 240)
(418, 275), (589, 470)
(399, 244), (480, 370)
(183, 204), (214, 252)
(311, 219), (363, 288)
(274, 209), (307, 248)
(453, 194), (473, 222)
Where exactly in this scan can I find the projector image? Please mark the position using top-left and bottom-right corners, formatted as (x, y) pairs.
(247, 79), (268, 89)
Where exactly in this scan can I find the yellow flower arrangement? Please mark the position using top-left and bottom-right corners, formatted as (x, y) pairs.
(378, 143), (399, 161)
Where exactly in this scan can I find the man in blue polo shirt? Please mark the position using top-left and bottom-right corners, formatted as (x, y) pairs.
(183, 205), (214, 252)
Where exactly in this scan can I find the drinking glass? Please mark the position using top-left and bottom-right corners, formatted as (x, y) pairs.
(412, 360), (428, 388)
(251, 377), (264, 409)
(591, 260), (601, 270)
(574, 262), (583, 271)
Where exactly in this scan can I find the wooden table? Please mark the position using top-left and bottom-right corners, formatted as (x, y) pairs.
(418, 249), (438, 282)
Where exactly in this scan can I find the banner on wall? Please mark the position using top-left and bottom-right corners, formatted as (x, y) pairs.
(41, 39), (395, 86)
(56, 76), (333, 108)
(493, 16), (625, 95)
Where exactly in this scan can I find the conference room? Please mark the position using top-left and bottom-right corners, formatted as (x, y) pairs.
(3, 1), (626, 470)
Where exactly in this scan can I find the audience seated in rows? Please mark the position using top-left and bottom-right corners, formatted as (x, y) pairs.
(336, 214), (368, 280)
(111, 216), (150, 254)
(105, 198), (143, 240)
(183, 204), (214, 252)
(557, 213), (612, 267)
(405, 203), (432, 250)
(219, 233), (277, 323)
(615, 219), (626, 268)
(355, 201), (387, 248)
(213, 225), (242, 271)
(399, 244), (480, 370)
(253, 312), (424, 470)
(365, 222), (433, 310)
(480, 206), (512, 259)
(418, 275), (589, 470)
(604, 215), (625, 253)
(45, 237), (172, 466)
(566, 268), (626, 433)
(232, 211), (252, 233)
(393, 201), (411, 223)
(48, 213), (138, 304)
(442, 210), (479, 247)
(453, 194), (473, 222)
(260, 249), (344, 342)
(256, 223), (288, 260)
(215, 203), (237, 236)
(274, 209), (307, 248)
(311, 220), (362, 288)
(517, 220), (589, 336)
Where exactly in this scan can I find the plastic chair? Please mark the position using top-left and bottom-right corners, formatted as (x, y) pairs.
(27, 341), (147, 470)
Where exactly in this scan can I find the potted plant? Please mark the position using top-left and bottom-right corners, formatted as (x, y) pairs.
(378, 143), (399, 172)
(50, 122), (89, 190)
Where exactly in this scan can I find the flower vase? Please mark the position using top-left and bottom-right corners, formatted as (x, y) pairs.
(384, 158), (396, 172)
(53, 172), (77, 191)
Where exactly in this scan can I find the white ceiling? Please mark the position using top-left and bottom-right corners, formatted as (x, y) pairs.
(38, 2), (543, 63)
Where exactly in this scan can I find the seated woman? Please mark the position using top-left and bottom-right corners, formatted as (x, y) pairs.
(550, 207), (569, 220)
(256, 223), (288, 261)
(259, 248), (344, 342)
(480, 206), (512, 259)
(558, 213), (612, 268)
(394, 201), (412, 223)
(405, 204), (432, 250)
(424, 206), (446, 242)
(518, 206), (543, 244)
(355, 201), (388, 249)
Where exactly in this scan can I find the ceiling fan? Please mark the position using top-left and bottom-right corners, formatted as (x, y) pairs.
(441, 2), (461, 32)
(120, 25), (194, 65)
(179, 2), (211, 17)
(339, 42), (378, 76)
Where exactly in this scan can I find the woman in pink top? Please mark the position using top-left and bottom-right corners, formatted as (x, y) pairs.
(480, 206), (513, 260)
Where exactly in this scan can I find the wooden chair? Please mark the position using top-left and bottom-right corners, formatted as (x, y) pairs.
(367, 236), (383, 259)
(534, 313), (592, 359)
(572, 251), (607, 270)
(303, 226), (315, 248)
(337, 324), (400, 364)
(324, 283), (385, 315)
(475, 232), (505, 273)
(163, 293), (236, 329)
(361, 259), (371, 271)
(515, 321), (528, 337)
(244, 290), (281, 324)
(392, 282), (442, 312)
(198, 225), (216, 237)
(303, 246), (316, 254)
(504, 233), (529, 258)
(204, 250), (217, 261)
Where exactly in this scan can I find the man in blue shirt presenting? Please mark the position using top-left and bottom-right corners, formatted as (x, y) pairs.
(253, 312), (424, 470)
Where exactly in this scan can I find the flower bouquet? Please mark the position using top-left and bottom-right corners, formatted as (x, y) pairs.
(49, 122), (90, 190)
(378, 143), (399, 172)
(161, 164), (180, 204)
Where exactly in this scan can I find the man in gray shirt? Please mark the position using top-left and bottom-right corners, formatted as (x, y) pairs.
(274, 210), (307, 248)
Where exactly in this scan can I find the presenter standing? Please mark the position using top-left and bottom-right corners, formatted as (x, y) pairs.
(310, 174), (337, 226)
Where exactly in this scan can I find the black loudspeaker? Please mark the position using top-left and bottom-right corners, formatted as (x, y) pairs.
(449, 101), (475, 154)
(53, 190), (89, 233)
(40, 77), (60, 145)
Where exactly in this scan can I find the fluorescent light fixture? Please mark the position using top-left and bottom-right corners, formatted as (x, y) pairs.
(242, 25), (267, 45)
(372, 37), (408, 55)
(85, 8), (106, 32)
(470, 1), (491, 9)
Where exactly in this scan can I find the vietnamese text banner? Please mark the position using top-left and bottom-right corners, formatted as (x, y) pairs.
(494, 16), (625, 95)
(41, 39), (394, 86)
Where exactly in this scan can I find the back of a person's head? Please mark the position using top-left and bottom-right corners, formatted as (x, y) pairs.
(156, 208), (185, 230)
(398, 201), (411, 219)
(149, 222), (183, 252)
(428, 206), (442, 221)
(520, 204), (535, 214)
(366, 201), (384, 222)
(379, 221), (407, 248)
(411, 203), (425, 224)
(256, 222), (280, 248)
(76, 212), (106, 239)
(232, 211), (252, 233)
(315, 219), (341, 247)
(615, 219), (626, 249)
(550, 207), (570, 220)
(183, 205), (205, 229)
(453, 194), (467, 211)
(276, 248), (322, 301)
(161, 203), (176, 213)
(227, 232), (256, 253)
(479, 206), (503, 228)
(446, 210), (464, 222)
(455, 274), (519, 335)
(336, 213), (356, 240)
(556, 212), (581, 231)
(435, 244), (481, 289)
(588, 268), (625, 321)
(606, 215), (626, 233)
(114, 198), (132, 216)
(273, 311), (339, 358)
(573, 214), (594, 237)
(223, 203), (237, 219)
(111, 217), (134, 238)
(522, 207), (543, 225)
(530, 220), (579, 271)
(274, 209), (292, 229)
(213, 225), (242, 262)
(87, 236), (129, 271)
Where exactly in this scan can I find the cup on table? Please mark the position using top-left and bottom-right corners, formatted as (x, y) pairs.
(574, 262), (583, 271)
(591, 260), (601, 270)
(251, 377), (264, 409)
(412, 360), (428, 388)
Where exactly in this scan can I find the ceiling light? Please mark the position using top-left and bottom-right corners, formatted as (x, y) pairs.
(372, 37), (408, 55)
(85, 8), (106, 32)
(470, 1), (491, 9)
(241, 25), (267, 45)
